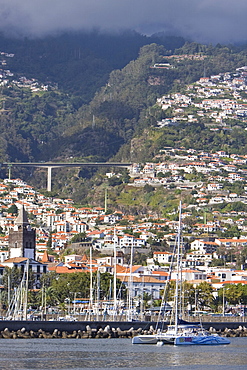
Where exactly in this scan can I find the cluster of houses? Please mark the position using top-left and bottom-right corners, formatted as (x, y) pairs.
(0, 50), (55, 93)
(156, 66), (247, 127)
(130, 147), (247, 207)
(37, 233), (247, 302)
(0, 175), (247, 304)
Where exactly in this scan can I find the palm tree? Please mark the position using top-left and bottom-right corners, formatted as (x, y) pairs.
(142, 292), (152, 309)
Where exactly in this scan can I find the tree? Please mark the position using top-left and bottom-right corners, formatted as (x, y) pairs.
(157, 172), (166, 178)
(219, 284), (244, 306)
(195, 282), (214, 310)
(108, 177), (123, 187)
(142, 292), (152, 309)
(43, 286), (60, 306)
(143, 184), (155, 193)
(7, 204), (18, 215)
(70, 232), (87, 243)
(2, 267), (23, 290)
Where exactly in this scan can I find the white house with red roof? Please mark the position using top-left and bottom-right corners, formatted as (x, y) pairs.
(117, 273), (166, 299)
(207, 268), (247, 284)
(215, 238), (247, 249)
(171, 268), (207, 282)
(151, 270), (170, 281)
(153, 251), (173, 264)
(87, 230), (105, 239)
(71, 221), (88, 233)
(185, 251), (213, 269)
(191, 239), (219, 254)
(118, 234), (146, 248)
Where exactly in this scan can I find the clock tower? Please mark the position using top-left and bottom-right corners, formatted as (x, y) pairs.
(9, 205), (36, 260)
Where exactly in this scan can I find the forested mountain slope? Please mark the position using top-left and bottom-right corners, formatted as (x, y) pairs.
(0, 32), (185, 163)
(1, 31), (247, 201)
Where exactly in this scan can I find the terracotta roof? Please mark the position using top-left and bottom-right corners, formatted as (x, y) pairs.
(117, 265), (142, 274)
(41, 250), (49, 263)
(221, 280), (247, 285)
(153, 251), (173, 255)
(3, 257), (28, 263)
(81, 254), (88, 261)
(117, 275), (163, 284)
(152, 271), (169, 276)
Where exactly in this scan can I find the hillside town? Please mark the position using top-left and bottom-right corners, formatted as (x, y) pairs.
(157, 62), (247, 128)
(1, 54), (247, 316)
(0, 170), (247, 317)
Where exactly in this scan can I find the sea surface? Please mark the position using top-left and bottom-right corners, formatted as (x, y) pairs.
(0, 337), (246, 370)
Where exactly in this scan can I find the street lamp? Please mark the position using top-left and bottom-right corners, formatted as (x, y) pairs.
(64, 297), (70, 315)
(222, 287), (225, 317)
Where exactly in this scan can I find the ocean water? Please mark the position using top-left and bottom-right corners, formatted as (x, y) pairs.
(0, 337), (246, 370)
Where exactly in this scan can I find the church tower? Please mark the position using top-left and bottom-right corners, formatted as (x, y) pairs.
(8, 205), (36, 260)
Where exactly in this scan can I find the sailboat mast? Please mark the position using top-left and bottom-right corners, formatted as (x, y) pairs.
(129, 241), (134, 321)
(96, 269), (100, 321)
(90, 247), (93, 308)
(113, 227), (117, 315)
(23, 258), (29, 321)
(175, 202), (182, 334)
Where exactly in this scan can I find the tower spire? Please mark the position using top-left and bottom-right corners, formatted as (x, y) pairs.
(15, 205), (29, 226)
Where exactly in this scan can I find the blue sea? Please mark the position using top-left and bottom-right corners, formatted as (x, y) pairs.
(0, 337), (246, 370)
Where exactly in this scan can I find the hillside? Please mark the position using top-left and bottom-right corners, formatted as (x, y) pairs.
(0, 32), (186, 164)
(2, 32), (247, 206)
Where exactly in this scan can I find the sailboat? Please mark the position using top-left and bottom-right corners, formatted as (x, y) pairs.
(132, 202), (230, 346)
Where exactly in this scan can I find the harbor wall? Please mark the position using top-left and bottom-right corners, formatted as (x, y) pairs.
(0, 320), (154, 333)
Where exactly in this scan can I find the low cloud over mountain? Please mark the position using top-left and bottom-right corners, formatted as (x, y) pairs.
(1, 0), (247, 44)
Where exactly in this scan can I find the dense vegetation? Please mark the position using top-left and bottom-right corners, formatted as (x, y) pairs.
(3, 268), (247, 311)
(2, 268), (125, 308)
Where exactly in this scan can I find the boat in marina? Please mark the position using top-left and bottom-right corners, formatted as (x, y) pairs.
(174, 325), (230, 345)
(132, 202), (188, 345)
(132, 321), (200, 345)
(132, 202), (230, 346)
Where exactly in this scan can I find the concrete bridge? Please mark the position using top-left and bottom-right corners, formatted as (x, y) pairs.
(2, 162), (132, 191)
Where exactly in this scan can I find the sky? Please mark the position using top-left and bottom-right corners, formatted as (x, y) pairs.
(0, 0), (247, 44)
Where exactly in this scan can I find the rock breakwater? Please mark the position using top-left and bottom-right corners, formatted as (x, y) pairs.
(0, 324), (246, 339)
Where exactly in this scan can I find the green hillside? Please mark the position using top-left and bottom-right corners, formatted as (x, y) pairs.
(2, 32), (247, 206)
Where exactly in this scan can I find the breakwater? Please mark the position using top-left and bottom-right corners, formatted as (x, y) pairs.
(0, 320), (247, 339)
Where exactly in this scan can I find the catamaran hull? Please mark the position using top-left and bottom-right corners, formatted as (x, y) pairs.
(132, 335), (158, 344)
(174, 335), (230, 345)
(132, 335), (175, 345)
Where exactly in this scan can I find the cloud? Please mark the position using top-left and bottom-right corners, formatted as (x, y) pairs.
(1, 0), (247, 44)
